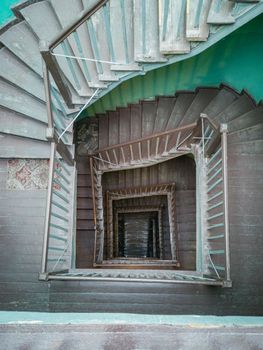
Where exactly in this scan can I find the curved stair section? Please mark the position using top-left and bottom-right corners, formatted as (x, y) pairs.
(0, 0), (262, 158)
(69, 85), (263, 284)
(0, 1), (262, 287)
(79, 85), (260, 159)
(0, 19), (74, 157)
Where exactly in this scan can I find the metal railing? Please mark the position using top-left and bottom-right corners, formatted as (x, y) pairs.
(40, 0), (108, 108)
(42, 59), (74, 143)
(195, 115), (231, 286)
(35, 0), (233, 286)
(39, 1), (105, 279)
(39, 143), (76, 280)
(92, 122), (197, 171)
(205, 123), (231, 285)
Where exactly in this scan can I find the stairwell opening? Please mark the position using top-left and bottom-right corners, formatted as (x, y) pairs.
(40, 95), (232, 285)
(76, 155), (196, 271)
(117, 210), (160, 259)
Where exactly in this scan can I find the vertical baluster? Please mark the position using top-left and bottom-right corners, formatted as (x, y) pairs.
(107, 195), (114, 259)
(138, 142), (142, 161)
(175, 131), (181, 150)
(90, 157), (97, 229)
(130, 144), (134, 162)
(113, 149), (118, 165)
(158, 209), (164, 260)
(95, 169), (104, 264)
(155, 137), (160, 157)
(96, 153), (103, 169)
(98, 152), (103, 161)
(72, 31), (91, 81)
(105, 150), (111, 163)
(40, 142), (56, 277)
(221, 123), (231, 283)
(164, 134), (170, 154)
(121, 147), (126, 164)
(152, 218), (156, 258)
(147, 139), (151, 159)
(42, 59), (54, 131)
(114, 210), (118, 257)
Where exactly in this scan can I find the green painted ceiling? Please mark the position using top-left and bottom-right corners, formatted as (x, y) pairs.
(1, 1), (262, 121)
(82, 13), (263, 120)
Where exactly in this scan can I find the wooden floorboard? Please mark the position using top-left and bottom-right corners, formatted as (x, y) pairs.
(1, 324), (263, 350)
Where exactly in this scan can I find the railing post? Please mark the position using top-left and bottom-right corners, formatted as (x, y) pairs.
(39, 142), (56, 280)
(40, 41), (73, 108)
(70, 161), (77, 269)
(221, 123), (231, 283)
(194, 144), (204, 273)
(42, 58), (55, 140)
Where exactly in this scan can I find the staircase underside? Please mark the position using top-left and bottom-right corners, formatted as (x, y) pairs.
(0, 0), (262, 315)
(0, 0), (263, 158)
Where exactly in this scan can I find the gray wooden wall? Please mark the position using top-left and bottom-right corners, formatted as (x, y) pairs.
(0, 159), (49, 311)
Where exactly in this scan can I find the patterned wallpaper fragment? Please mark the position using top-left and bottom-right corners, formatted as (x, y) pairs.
(7, 159), (49, 190)
(76, 119), (98, 156)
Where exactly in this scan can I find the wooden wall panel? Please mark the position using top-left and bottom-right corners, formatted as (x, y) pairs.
(0, 159), (49, 311)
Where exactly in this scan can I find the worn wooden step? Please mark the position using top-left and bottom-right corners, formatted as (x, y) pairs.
(159, 0), (190, 54)
(141, 100), (158, 137)
(51, 0), (106, 89)
(207, 0), (235, 24)
(109, 0), (140, 70)
(179, 88), (219, 126)
(77, 174), (92, 187)
(227, 107), (263, 133)
(228, 140), (263, 154)
(186, 0), (211, 41)
(153, 97), (177, 133)
(77, 209), (94, 220)
(82, 0), (120, 82)
(134, 0), (166, 63)
(0, 47), (46, 102)
(0, 133), (50, 158)
(228, 123), (263, 143)
(76, 239), (95, 267)
(215, 93), (255, 124)
(77, 186), (92, 198)
(0, 79), (47, 124)
(166, 93), (196, 129)
(0, 106), (46, 141)
(20, 1), (93, 98)
(202, 87), (239, 120)
(0, 21), (42, 76)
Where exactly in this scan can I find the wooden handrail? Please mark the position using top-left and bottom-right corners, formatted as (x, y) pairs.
(92, 122), (197, 155)
(200, 113), (220, 132)
(49, 0), (108, 50)
(108, 183), (176, 196)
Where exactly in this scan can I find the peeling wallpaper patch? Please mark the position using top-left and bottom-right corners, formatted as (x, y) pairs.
(7, 159), (49, 190)
(76, 119), (98, 156)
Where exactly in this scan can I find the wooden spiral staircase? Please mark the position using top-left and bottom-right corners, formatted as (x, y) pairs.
(0, 0), (262, 312)
(0, 0), (263, 159)
(64, 85), (262, 286)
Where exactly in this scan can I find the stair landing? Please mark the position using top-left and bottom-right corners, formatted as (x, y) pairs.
(0, 313), (263, 350)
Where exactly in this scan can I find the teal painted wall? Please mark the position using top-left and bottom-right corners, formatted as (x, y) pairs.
(1, 1), (262, 119)
(0, 0), (21, 25)
(83, 14), (263, 119)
